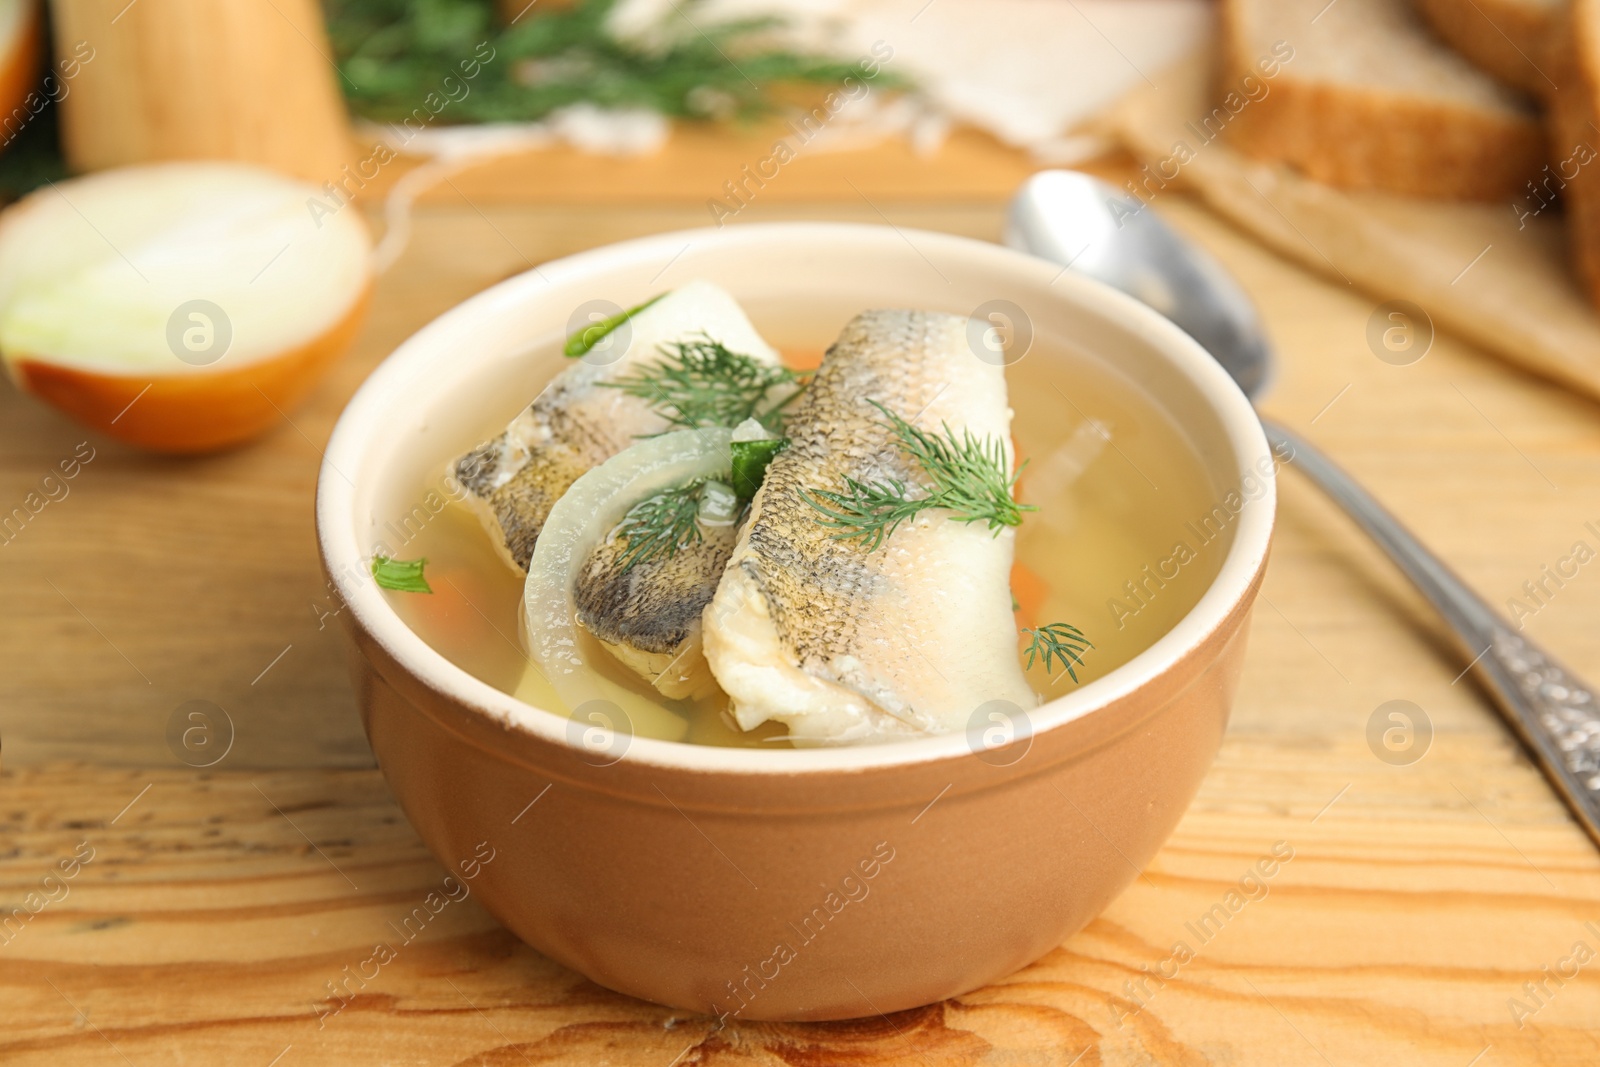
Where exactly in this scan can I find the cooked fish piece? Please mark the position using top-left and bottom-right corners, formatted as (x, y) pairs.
(574, 519), (740, 700)
(702, 309), (1037, 746)
(450, 280), (780, 571)
(571, 429), (781, 700)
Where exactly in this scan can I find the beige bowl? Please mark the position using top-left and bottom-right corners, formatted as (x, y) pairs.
(315, 223), (1275, 1022)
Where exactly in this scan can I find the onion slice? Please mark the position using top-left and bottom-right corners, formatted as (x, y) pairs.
(524, 427), (734, 743)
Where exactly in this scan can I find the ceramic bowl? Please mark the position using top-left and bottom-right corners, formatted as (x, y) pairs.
(315, 222), (1274, 1021)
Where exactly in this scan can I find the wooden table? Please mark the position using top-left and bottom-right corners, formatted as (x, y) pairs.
(4, 130), (1600, 1066)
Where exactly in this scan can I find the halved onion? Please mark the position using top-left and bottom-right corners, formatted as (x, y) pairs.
(524, 427), (735, 744)
(0, 162), (372, 453)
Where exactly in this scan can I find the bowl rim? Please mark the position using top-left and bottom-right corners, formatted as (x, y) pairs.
(316, 221), (1275, 776)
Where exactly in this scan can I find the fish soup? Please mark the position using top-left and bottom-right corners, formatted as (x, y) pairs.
(373, 293), (1227, 749)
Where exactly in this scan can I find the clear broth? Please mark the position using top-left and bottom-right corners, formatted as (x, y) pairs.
(381, 334), (1225, 748)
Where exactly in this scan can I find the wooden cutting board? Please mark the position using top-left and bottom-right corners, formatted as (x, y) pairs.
(3, 127), (1599, 1065)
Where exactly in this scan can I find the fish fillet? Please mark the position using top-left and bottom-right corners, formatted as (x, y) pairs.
(702, 309), (1037, 745)
(450, 280), (780, 571)
(574, 520), (739, 700)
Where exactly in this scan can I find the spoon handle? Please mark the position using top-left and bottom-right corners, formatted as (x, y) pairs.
(1264, 419), (1600, 845)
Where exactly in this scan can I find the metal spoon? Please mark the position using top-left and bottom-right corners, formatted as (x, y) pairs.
(1007, 169), (1600, 847)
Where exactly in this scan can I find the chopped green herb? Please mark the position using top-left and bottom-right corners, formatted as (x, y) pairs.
(614, 481), (711, 571)
(602, 335), (807, 431)
(801, 401), (1033, 550)
(564, 293), (666, 358)
(1022, 623), (1092, 682)
(372, 555), (433, 593)
(731, 437), (787, 502)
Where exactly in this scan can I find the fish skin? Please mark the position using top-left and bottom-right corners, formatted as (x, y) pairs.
(450, 280), (780, 572)
(702, 309), (1037, 746)
(574, 520), (740, 700)
(454, 363), (652, 572)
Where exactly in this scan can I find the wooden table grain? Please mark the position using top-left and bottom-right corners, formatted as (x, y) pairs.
(4, 131), (1600, 1065)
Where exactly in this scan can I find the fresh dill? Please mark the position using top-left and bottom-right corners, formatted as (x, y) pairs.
(1021, 623), (1092, 682)
(602, 336), (807, 431)
(801, 400), (1033, 549)
(800, 475), (926, 552)
(325, 0), (906, 127)
(613, 481), (707, 571)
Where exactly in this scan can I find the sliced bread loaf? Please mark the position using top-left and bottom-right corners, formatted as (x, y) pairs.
(1413, 0), (1564, 96)
(1222, 0), (1545, 200)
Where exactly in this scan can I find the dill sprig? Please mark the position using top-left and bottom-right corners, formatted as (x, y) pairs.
(801, 401), (1033, 550)
(885, 403), (1030, 530)
(1022, 623), (1092, 682)
(603, 336), (807, 431)
(613, 481), (707, 571)
(801, 476), (927, 552)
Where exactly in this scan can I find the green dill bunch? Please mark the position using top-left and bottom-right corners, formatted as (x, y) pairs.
(325, 0), (906, 127)
(602, 335), (806, 431)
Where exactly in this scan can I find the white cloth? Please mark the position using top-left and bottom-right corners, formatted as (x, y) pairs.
(613, 0), (1213, 159)
(385, 0), (1211, 162)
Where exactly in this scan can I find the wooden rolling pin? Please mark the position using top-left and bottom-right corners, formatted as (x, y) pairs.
(49, 0), (354, 183)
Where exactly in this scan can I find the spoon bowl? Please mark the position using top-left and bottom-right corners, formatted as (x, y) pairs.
(1006, 170), (1272, 398)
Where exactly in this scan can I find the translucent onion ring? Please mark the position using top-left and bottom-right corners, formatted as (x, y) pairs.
(523, 427), (734, 744)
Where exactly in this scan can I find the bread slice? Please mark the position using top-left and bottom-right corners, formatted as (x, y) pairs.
(1414, 0), (1564, 96)
(1113, 47), (1600, 404)
(1549, 0), (1600, 306)
(1221, 0), (1545, 200)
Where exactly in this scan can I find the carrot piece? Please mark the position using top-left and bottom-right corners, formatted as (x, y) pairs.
(1010, 560), (1049, 630)
(779, 346), (825, 372)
